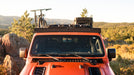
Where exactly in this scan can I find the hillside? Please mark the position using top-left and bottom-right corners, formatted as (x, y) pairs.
(1, 15), (134, 29)
(93, 22), (134, 28)
(0, 15), (73, 29)
(0, 15), (19, 25)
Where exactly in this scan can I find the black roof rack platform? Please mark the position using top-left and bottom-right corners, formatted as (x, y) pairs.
(34, 25), (101, 33)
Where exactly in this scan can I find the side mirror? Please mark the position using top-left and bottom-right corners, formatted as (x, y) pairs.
(107, 48), (116, 61)
(19, 47), (28, 58)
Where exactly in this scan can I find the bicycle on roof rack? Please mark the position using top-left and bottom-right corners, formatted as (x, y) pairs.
(31, 8), (52, 28)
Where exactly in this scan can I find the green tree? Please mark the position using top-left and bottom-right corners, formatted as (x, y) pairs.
(9, 11), (35, 42)
(80, 8), (88, 17)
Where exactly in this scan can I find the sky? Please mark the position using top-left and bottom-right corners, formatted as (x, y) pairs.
(0, 0), (134, 22)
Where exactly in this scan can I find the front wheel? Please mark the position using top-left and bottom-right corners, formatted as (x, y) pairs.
(39, 18), (47, 28)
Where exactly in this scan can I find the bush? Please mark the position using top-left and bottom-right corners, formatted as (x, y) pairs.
(110, 61), (120, 75)
(0, 65), (7, 75)
(121, 45), (129, 52)
(125, 39), (133, 44)
(128, 44), (134, 53)
(114, 44), (121, 49)
(110, 55), (134, 75)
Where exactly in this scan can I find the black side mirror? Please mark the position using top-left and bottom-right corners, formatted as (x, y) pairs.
(108, 48), (116, 61)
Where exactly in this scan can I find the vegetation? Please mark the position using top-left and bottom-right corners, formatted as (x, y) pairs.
(9, 11), (35, 42)
(95, 22), (134, 74)
(80, 8), (88, 17)
(102, 26), (134, 44)
(113, 44), (134, 60)
(0, 65), (7, 75)
(94, 22), (134, 44)
(110, 55), (134, 75)
(109, 44), (134, 75)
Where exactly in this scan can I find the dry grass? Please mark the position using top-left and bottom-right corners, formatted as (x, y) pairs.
(110, 55), (134, 75)
(111, 44), (134, 60)
(110, 44), (134, 75)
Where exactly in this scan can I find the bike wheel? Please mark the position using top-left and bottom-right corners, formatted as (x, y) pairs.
(39, 18), (47, 28)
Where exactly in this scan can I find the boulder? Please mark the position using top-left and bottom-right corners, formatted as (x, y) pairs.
(2, 33), (30, 74)
(3, 55), (19, 75)
(19, 37), (30, 47)
(0, 36), (5, 63)
(13, 57), (25, 73)
(0, 35), (2, 44)
(0, 44), (5, 63)
(2, 33), (29, 57)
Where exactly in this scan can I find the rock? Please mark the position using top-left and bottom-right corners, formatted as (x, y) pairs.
(2, 33), (19, 57)
(2, 33), (30, 74)
(0, 44), (5, 64)
(2, 33), (29, 57)
(19, 37), (29, 48)
(0, 36), (5, 63)
(3, 55), (19, 75)
(13, 57), (25, 73)
(0, 35), (2, 44)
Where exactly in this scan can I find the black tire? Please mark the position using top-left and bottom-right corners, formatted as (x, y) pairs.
(39, 18), (47, 28)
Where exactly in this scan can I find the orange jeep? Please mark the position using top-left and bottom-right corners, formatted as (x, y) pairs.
(19, 18), (116, 75)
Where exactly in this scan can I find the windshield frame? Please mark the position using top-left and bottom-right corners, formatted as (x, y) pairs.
(30, 35), (105, 57)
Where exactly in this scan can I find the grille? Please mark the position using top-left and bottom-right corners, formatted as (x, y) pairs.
(60, 59), (85, 62)
(36, 59), (87, 65)
(33, 67), (45, 75)
(33, 58), (86, 62)
(32, 58), (103, 65)
(88, 67), (101, 75)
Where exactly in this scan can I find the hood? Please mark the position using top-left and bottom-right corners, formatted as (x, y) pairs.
(30, 62), (102, 75)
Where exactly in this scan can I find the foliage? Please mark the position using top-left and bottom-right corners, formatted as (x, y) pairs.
(110, 55), (134, 75)
(9, 11), (35, 42)
(112, 44), (134, 59)
(0, 65), (7, 75)
(94, 22), (134, 44)
(80, 8), (88, 17)
(113, 44), (121, 49)
(110, 44), (134, 75)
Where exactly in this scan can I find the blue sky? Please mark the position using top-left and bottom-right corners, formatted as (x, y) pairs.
(0, 0), (134, 22)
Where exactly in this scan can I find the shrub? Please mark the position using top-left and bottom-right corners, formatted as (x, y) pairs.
(121, 45), (129, 52)
(110, 61), (121, 75)
(128, 44), (134, 53)
(110, 55), (134, 75)
(0, 65), (7, 75)
(114, 44), (121, 49)
(116, 55), (122, 62)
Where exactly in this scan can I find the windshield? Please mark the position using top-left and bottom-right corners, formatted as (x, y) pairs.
(31, 35), (104, 57)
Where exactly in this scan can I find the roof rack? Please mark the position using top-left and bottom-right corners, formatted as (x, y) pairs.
(34, 24), (101, 33)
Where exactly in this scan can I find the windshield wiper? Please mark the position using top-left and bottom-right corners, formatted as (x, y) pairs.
(67, 54), (97, 65)
(72, 54), (89, 61)
(36, 54), (59, 61)
(45, 54), (59, 61)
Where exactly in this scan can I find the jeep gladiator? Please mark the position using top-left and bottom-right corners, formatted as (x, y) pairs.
(19, 17), (116, 75)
